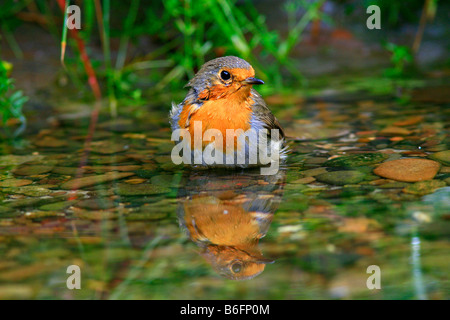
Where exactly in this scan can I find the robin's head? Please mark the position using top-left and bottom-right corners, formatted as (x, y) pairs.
(187, 56), (264, 101)
(202, 245), (274, 281)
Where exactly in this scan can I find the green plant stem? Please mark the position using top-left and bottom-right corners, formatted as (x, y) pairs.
(278, 0), (325, 61)
(115, 0), (140, 70)
(101, 0), (117, 117)
(60, 0), (69, 67)
(1, 22), (23, 59)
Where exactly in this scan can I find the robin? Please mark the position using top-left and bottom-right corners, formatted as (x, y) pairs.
(170, 56), (287, 170)
(176, 170), (286, 280)
(181, 195), (274, 280)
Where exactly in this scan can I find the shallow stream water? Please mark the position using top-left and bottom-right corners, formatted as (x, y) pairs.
(0, 80), (449, 299)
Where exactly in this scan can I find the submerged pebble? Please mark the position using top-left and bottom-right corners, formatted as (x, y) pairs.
(0, 155), (44, 166)
(39, 200), (77, 211)
(373, 158), (440, 182)
(300, 167), (328, 177)
(89, 141), (129, 154)
(393, 116), (424, 126)
(13, 165), (54, 176)
(34, 136), (68, 148)
(323, 153), (388, 167)
(0, 179), (33, 187)
(379, 126), (412, 136)
(428, 150), (450, 166)
(73, 208), (117, 220)
(10, 186), (53, 197)
(315, 170), (366, 185)
(83, 165), (141, 173)
(114, 183), (171, 196)
(51, 167), (80, 175)
(60, 172), (135, 190)
(403, 180), (447, 195)
(290, 176), (316, 184)
(75, 199), (116, 210)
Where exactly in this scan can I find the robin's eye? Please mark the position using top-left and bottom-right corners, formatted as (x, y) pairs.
(220, 70), (231, 81)
(231, 262), (243, 274)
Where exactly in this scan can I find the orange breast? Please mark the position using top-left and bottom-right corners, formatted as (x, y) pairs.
(178, 94), (253, 149)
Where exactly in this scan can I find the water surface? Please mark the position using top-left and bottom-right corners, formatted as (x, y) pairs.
(0, 82), (449, 299)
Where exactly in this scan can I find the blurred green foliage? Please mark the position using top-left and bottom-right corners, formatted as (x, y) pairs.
(361, 0), (436, 27)
(101, 0), (328, 101)
(0, 60), (28, 138)
(144, 0), (326, 90)
(383, 43), (414, 78)
(0, 0), (442, 123)
(1, 0), (329, 109)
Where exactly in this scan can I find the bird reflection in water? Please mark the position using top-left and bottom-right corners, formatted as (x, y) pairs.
(176, 168), (286, 280)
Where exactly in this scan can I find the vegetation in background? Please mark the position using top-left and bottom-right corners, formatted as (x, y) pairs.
(361, 0), (436, 27)
(146, 0), (327, 91)
(0, 60), (28, 139)
(1, 0), (329, 111)
(0, 0), (444, 133)
(383, 43), (414, 78)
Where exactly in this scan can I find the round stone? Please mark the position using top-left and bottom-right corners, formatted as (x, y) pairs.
(315, 170), (366, 186)
(373, 159), (440, 182)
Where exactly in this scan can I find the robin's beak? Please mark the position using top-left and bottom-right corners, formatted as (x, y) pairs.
(249, 251), (275, 264)
(255, 257), (275, 264)
(242, 77), (264, 85)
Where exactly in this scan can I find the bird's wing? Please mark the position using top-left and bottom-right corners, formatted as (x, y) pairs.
(250, 89), (285, 139)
